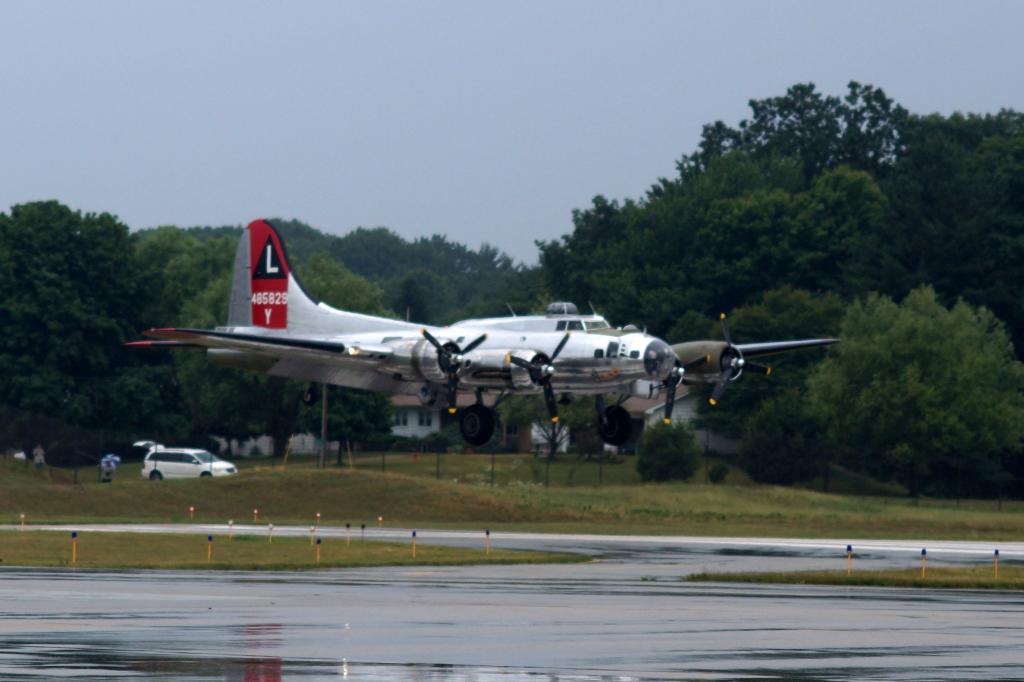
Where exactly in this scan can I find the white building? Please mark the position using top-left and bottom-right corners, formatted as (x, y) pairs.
(390, 395), (446, 439)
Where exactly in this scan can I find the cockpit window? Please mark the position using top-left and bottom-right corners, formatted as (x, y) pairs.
(556, 320), (567, 331)
(585, 319), (611, 331)
(568, 320), (584, 331)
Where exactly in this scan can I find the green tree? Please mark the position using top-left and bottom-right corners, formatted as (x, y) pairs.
(297, 387), (392, 454)
(636, 422), (700, 482)
(0, 202), (158, 438)
(388, 268), (453, 324)
(133, 226), (237, 326)
(685, 81), (908, 181)
(301, 252), (390, 316)
(740, 391), (825, 487)
(540, 152), (890, 337)
(497, 394), (600, 458)
(807, 287), (1024, 496)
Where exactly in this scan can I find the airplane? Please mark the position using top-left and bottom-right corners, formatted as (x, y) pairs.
(129, 220), (837, 447)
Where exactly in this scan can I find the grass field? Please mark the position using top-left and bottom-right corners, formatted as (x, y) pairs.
(0, 530), (583, 570)
(261, 449), (903, 496)
(686, 566), (1024, 590)
(3, 457), (1023, 540)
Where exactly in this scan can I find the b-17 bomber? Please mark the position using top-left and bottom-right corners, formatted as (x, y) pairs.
(130, 220), (837, 447)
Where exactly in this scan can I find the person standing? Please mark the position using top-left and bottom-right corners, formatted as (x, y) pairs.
(32, 443), (45, 470)
(99, 457), (114, 483)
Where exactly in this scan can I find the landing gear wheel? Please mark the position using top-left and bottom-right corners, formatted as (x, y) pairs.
(460, 404), (496, 446)
(149, 470), (164, 481)
(597, 405), (632, 446)
(302, 385), (317, 406)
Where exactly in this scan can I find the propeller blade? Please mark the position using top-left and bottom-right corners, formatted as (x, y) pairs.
(462, 333), (488, 354)
(421, 328), (444, 352)
(745, 362), (772, 376)
(550, 332), (572, 361)
(663, 380), (678, 425)
(507, 355), (532, 369)
(720, 313), (732, 346)
(543, 383), (559, 424)
(709, 377), (729, 406)
(446, 379), (457, 414)
(683, 354), (709, 371)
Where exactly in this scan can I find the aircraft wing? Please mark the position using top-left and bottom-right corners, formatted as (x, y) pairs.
(735, 338), (838, 358)
(130, 328), (394, 361)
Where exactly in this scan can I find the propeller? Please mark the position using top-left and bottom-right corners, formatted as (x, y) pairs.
(707, 313), (771, 406)
(662, 354), (710, 424)
(421, 329), (488, 414)
(507, 332), (572, 423)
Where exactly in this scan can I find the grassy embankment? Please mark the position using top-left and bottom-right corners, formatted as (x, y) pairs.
(2, 456), (1022, 540)
(687, 566), (1024, 590)
(0, 530), (582, 570)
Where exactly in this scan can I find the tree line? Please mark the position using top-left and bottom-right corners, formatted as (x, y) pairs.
(538, 82), (1024, 497)
(1, 80), (1022, 497)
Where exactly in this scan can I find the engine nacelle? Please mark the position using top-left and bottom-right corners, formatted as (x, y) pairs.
(504, 350), (542, 390)
(671, 341), (730, 382)
(412, 338), (451, 384)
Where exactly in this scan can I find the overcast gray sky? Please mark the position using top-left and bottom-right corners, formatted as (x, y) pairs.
(2, 1), (1022, 262)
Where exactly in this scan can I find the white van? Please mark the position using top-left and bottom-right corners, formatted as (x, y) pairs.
(136, 442), (237, 480)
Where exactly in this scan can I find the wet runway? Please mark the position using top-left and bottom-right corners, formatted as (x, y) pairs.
(2, 526), (1024, 680)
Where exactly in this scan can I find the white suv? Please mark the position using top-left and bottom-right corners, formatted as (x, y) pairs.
(136, 442), (237, 480)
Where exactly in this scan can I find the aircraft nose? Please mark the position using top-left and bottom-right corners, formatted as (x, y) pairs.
(643, 339), (676, 378)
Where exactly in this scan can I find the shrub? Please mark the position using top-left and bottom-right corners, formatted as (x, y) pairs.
(740, 391), (822, 485)
(709, 463), (729, 484)
(636, 423), (699, 482)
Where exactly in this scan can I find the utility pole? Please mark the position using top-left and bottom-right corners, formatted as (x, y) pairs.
(319, 384), (328, 469)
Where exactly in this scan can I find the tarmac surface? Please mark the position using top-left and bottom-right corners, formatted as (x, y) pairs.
(2, 525), (1024, 680)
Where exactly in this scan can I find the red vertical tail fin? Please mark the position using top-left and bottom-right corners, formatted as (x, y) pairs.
(247, 220), (290, 329)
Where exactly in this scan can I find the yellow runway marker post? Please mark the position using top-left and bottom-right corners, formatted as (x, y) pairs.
(228, 520), (234, 540)
(995, 549), (1000, 579)
(316, 537), (321, 564)
(345, 523), (351, 547)
(19, 513), (25, 530)
(268, 523), (274, 543)
(920, 548), (927, 578)
(310, 526), (316, 545)
(207, 535), (213, 562)
(846, 544), (852, 576)
(253, 508), (259, 523)
(412, 530), (417, 559)
(70, 531), (78, 566)
(486, 529), (491, 556)
(189, 505), (195, 522)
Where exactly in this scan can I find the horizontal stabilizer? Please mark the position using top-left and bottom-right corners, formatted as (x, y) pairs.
(143, 327), (348, 355)
(124, 340), (201, 349)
